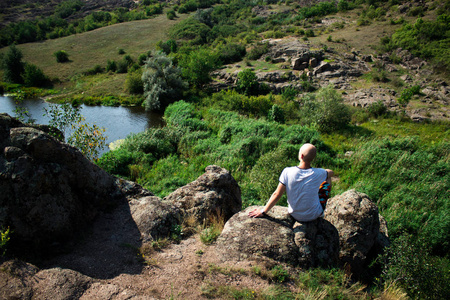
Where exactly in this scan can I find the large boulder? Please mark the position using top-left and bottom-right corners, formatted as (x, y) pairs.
(216, 190), (388, 275)
(0, 114), (143, 254)
(164, 165), (242, 225)
(324, 189), (387, 276)
(129, 196), (183, 243)
(215, 206), (340, 268)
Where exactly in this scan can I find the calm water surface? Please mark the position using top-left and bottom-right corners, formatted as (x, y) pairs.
(0, 96), (164, 155)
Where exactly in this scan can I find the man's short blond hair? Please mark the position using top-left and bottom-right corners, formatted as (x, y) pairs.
(298, 143), (317, 162)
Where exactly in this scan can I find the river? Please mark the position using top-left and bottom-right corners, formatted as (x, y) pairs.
(0, 96), (164, 155)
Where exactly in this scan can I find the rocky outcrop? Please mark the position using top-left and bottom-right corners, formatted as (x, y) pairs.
(215, 190), (388, 277)
(0, 114), (129, 254)
(164, 165), (242, 226)
(0, 114), (241, 257)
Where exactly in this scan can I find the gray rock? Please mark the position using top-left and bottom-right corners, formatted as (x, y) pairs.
(216, 206), (340, 268)
(216, 206), (300, 265)
(32, 268), (93, 300)
(130, 196), (183, 242)
(164, 165), (242, 225)
(324, 189), (382, 276)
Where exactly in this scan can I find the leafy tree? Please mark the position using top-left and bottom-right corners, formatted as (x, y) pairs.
(142, 51), (187, 111)
(237, 68), (260, 96)
(44, 103), (107, 161)
(179, 47), (219, 89)
(22, 63), (50, 87)
(2, 44), (24, 83)
(298, 85), (350, 132)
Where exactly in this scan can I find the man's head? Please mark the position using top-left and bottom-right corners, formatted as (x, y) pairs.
(298, 143), (317, 163)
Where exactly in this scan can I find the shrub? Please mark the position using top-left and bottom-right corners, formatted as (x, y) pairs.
(179, 47), (219, 88)
(0, 227), (11, 257)
(106, 60), (117, 72)
(247, 42), (270, 60)
(237, 68), (259, 96)
(298, 85), (351, 132)
(126, 70), (144, 94)
(22, 63), (50, 87)
(167, 10), (177, 20)
(116, 60), (128, 73)
(398, 85), (421, 107)
(84, 64), (103, 75)
(268, 104), (285, 123)
(156, 39), (178, 55)
(169, 18), (211, 45)
(366, 100), (388, 117)
(216, 43), (246, 64)
(54, 50), (69, 63)
(2, 44), (24, 84)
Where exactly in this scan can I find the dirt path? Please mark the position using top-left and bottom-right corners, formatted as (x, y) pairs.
(40, 203), (276, 299)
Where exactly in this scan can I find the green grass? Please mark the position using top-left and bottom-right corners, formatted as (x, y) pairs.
(0, 13), (189, 95)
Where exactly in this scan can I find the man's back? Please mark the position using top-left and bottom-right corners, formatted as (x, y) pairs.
(279, 166), (327, 222)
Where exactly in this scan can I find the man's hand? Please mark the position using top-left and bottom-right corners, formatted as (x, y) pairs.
(248, 208), (264, 218)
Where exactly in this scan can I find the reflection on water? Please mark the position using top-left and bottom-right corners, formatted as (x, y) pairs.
(0, 96), (164, 155)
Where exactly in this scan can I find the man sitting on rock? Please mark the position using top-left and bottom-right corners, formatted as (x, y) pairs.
(248, 143), (333, 222)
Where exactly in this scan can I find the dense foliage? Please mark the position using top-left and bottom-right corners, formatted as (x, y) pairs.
(382, 14), (450, 72)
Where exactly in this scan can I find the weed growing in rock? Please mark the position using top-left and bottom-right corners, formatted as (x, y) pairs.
(0, 227), (11, 257)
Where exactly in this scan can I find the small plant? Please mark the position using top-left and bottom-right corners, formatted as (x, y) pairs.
(200, 225), (221, 245)
(54, 50), (69, 63)
(327, 35), (332, 42)
(200, 213), (224, 245)
(271, 265), (290, 283)
(398, 85), (422, 107)
(0, 227), (11, 257)
(118, 48), (126, 55)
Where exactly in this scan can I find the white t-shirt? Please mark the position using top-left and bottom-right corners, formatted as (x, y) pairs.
(279, 167), (328, 222)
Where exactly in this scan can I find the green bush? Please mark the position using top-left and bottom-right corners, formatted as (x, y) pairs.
(216, 43), (246, 64)
(298, 1), (338, 19)
(380, 235), (450, 299)
(247, 42), (270, 60)
(169, 18), (211, 45)
(53, 50), (69, 63)
(298, 85), (351, 132)
(22, 63), (50, 87)
(237, 68), (260, 96)
(0, 227), (11, 257)
(126, 70), (144, 94)
(106, 60), (117, 72)
(167, 10), (177, 20)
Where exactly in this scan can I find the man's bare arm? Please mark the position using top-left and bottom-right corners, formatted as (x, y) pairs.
(248, 183), (286, 218)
